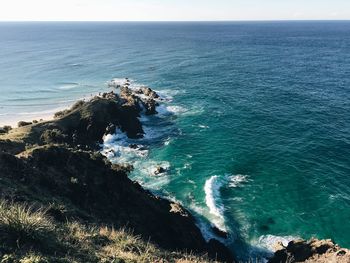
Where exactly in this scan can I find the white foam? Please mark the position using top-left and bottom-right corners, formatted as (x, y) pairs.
(58, 82), (79, 90)
(166, 105), (187, 113)
(107, 78), (130, 88)
(134, 160), (170, 177)
(164, 137), (172, 146)
(228, 174), (249, 188)
(101, 130), (149, 163)
(204, 175), (226, 230)
(155, 89), (183, 101)
(253, 235), (297, 252)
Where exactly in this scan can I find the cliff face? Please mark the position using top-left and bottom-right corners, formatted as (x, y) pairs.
(0, 87), (235, 262)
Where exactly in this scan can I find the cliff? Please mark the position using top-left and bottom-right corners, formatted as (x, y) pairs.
(0, 86), (234, 262)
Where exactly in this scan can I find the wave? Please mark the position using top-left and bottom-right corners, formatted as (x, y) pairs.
(204, 175), (226, 231)
(252, 234), (298, 252)
(57, 82), (80, 90)
(204, 174), (250, 232)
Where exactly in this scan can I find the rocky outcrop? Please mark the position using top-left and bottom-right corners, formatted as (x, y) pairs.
(268, 238), (350, 263)
(0, 90), (235, 262)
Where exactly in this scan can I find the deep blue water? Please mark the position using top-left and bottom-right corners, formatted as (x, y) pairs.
(1, 21), (350, 259)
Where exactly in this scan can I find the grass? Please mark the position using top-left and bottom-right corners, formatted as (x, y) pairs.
(0, 200), (218, 263)
(0, 201), (54, 248)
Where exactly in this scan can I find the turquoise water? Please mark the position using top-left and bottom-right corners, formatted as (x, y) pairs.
(1, 22), (350, 259)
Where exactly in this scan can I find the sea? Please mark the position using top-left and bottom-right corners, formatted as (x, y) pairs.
(0, 21), (349, 260)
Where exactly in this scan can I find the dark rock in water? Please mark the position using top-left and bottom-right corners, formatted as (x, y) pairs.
(129, 144), (139, 149)
(207, 239), (236, 263)
(139, 86), (159, 99)
(105, 123), (116, 135)
(154, 166), (167, 175)
(212, 226), (229, 239)
(259, 224), (270, 232)
(268, 238), (350, 263)
(142, 98), (158, 115)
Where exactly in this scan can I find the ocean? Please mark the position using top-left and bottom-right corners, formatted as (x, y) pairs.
(1, 21), (350, 260)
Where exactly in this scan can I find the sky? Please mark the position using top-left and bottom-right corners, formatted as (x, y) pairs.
(0, 0), (349, 21)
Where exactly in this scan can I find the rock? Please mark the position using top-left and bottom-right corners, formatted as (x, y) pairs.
(207, 239), (236, 263)
(142, 98), (158, 115)
(129, 144), (139, 149)
(105, 123), (116, 135)
(139, 86), (159, 99)
(154, 166), (166, 175)
(268, 238), (350, 263)
(212, 226), (229, 239)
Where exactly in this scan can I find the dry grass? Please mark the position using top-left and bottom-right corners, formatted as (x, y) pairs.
(0, 200), (218, 263)
(0, 201), (54, 247)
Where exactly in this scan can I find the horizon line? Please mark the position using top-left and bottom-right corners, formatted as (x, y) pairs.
(0, 19), (350, 23)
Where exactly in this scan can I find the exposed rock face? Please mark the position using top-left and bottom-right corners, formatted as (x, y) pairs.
(268, 238), (350, 263)
(136, 86), (160, 99)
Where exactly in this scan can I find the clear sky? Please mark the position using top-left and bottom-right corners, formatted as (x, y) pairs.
(0, 0), (349, 21)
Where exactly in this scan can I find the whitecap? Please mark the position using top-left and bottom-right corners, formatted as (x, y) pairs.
(204, 175), (226, 231)
(228, 174), (249, 188)
(156, 104), (188, 116)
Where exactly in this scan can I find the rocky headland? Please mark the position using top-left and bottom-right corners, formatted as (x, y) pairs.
(0, 80), (349, 263)
(0, 83), (234, 262)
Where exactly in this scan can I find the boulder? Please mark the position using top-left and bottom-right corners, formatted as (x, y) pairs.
(154, 166), (167, 175)
(212, 226), (229, 239)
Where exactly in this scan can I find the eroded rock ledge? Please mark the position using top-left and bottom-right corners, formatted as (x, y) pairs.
(0, 85), (235, 262)
(268, 238), (350, 263)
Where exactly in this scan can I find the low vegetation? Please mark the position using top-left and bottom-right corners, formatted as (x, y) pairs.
(0, 200), (217, 263)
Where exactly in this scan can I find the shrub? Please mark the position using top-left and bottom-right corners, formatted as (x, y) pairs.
(17, 121), (32, 128)
(3, 126), (12, 132)
(0, 201), (54, 248)
(40, 129), (68, 144)
(54, 100), (85, 119)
